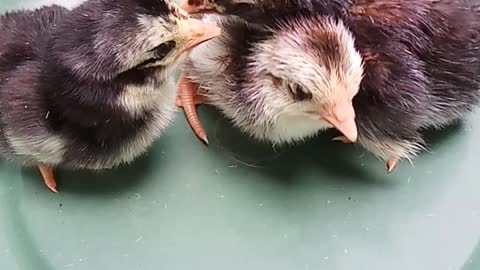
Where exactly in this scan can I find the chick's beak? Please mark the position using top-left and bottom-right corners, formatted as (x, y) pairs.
(184, 18), (221, 51)
(321, 97), (358, 143)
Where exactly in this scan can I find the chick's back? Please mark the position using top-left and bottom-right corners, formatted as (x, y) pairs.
(0, 5), (67, 70)
(0, 5), (69, 165)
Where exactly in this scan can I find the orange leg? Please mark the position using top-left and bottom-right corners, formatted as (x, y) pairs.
(331, 136), (399, 173)
(38, 165), (58, 193)
(176, 91), (208, 107)
(177, 73), (209, 145)
(386, 159), (399, 174)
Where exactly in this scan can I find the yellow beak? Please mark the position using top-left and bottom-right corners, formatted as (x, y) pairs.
(321, 95), (358, 143)
(184, 18), (222, 51)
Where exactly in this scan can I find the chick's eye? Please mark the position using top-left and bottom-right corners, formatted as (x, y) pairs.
(151, 41), (176, 59)
(287, 83), (312, 101)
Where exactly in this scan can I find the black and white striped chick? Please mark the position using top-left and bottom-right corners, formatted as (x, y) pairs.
(0, 0), (220, 192)
(179, 0), (480, 173)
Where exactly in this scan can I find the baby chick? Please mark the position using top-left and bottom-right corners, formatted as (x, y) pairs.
(179, 0), (480, 172)
(0, 0), (220, 192)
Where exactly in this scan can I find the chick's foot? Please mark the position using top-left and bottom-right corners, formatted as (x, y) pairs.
(176, 91), (208, 107)
(177, 74), (209, 145)
(386, 159), (399, 174)
(38, 165), (58, 193)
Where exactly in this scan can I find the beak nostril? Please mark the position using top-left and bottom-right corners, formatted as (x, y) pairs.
(182, 19), (221, 51)
(188, 19), (206, 36)
(193, 30), (204, 37)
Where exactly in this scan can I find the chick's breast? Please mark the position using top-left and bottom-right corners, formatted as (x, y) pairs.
(184, 14), (232, 91)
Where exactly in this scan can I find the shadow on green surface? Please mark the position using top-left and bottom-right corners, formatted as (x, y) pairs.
(199, 108), (368, 179)
(20, 143), (161, 196)
(12, 107), (464, 196)
(0, 161), (54, 270)
(423, 120), (465, 148)
(198, 107), (464, 186)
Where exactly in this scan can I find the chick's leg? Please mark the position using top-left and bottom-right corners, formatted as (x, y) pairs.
(386, 159), (400, 174)
(38, 165), (58, 193)
(177, 73), (209, 144)
(332, 135), (399, 171)
(176, 89), (208, 106)
(358, 134), (424, 174)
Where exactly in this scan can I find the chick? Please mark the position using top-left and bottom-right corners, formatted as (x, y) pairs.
(0, 0), (221, 192)
(179, 0), (480, 172)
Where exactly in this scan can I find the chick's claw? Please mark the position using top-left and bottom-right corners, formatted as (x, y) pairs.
(177, 74), (209, 145)
(38, 165), (58, 193)
(386, 159), (399, 174)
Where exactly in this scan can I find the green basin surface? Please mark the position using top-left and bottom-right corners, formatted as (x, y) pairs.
(1, 1), (480, 269)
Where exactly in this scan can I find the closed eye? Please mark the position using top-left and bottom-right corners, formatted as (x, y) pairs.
(135, 41), (177, 69)
(136, 58), (161, 69)
(150, 40), (176, 60)
(138, 58), (159, 67)
(267, 73), (312, 101)
(287, 83), (312, 101)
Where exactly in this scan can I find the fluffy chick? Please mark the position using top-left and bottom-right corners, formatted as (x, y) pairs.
(180, 0), (480, 172)
(179, 13), (362, 143)
(0, 0), (220, 192)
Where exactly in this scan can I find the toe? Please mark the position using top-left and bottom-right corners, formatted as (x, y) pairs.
(386, 159), (399, 174)
(38, 165), (59, 193)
